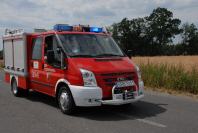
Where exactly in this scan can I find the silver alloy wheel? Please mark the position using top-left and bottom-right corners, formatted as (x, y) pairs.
(59, 91), (69, 110)
(12, 81), (18, 94)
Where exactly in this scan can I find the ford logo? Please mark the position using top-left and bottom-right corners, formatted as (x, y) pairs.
(117, 77), (126, 81)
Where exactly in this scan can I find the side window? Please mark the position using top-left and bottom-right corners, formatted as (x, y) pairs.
(32, 37), (43, 60)
(44, 35), (61, 67)
(44, 35), (53, 56)
(53, 37), (61, 62)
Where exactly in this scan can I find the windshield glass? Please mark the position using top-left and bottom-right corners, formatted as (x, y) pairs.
(58, 34), (125, 57)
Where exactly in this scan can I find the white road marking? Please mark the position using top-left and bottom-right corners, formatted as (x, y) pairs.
(137, 118), (167, 128)
(113, 113), (167, 128)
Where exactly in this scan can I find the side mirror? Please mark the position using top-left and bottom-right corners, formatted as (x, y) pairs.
(47, 50), (54, 64)
(127, 50), (133, 59)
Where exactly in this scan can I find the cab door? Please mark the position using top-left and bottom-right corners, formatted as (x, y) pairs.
(43, 35), (65, 96)
(29, 36), (52, 95)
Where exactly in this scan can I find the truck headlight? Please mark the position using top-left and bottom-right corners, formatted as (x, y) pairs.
(135, 65), (142, 80)
(80, 69), (97, 87)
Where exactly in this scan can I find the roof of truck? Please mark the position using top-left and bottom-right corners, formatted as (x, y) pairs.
(3, 24), (110, 39)
(31, 31), (110, 36)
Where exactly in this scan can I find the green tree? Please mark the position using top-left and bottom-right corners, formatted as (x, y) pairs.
(0, 50), (3, 59)
(147, 7), (182, 45)
(128, 18), (149, 55)
(110, 7), (182, 56)
(181, 23), (198, 55)
(110, 18), (149, 55)
(146, 7), (182, 55)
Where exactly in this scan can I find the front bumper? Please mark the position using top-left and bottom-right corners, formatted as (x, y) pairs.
(69, 85), (102, 107)
(69, 80), (144, 107)
(100, 94), (144, 105)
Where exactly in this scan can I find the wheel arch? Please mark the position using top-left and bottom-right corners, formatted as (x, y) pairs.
(55, 79), (70, 98)
(10, 75), (18, 86)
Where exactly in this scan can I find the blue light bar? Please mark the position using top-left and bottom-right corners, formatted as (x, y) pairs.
(90, 27), (103, 33)
(53, 24), (73, 31)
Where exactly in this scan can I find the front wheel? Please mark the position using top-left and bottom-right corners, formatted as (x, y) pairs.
(58, 86), (76, 115)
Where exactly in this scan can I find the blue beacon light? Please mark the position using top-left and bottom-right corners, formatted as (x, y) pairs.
(53, 24), (73, 31)
(90, 27), (103, 33)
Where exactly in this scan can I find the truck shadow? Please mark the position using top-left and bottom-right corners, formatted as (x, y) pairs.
(24, 91), (58, 108)
(24, 91), (167, 121)
(73, 102), (167, 121)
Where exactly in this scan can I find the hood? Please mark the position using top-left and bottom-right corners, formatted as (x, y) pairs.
(68, 57), (136, 74)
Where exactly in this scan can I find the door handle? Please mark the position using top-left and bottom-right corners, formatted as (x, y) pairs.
(42, 64), (44, 69)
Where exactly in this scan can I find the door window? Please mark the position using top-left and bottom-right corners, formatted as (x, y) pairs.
(44, 35), (61, 68)
(32, 37), (43, 60)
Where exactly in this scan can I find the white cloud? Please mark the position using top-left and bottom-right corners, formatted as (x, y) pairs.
(0, 0), (198, 49)
(1, 0), (197, 27)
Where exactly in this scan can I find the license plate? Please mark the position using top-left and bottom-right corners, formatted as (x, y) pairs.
(116, 80), (135, 88)
(125, 91), (134, 99)
(113, 94), (123, 100)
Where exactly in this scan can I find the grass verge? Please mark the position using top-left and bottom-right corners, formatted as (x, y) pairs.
(139, 63), (198, 95)
(0, 62), (4, 69)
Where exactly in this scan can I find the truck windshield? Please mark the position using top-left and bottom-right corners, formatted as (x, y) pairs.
(58, 34), (125, 58)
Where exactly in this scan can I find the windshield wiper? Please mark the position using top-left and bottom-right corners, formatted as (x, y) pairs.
(95, 53), (123, 57)
(70, 54), (95, 58)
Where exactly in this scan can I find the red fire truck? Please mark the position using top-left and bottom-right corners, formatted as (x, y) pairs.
(3, 24), (144, 114)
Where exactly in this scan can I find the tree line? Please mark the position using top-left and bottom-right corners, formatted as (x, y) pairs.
(109, 7), (198, 56)
(0, 50), (2, 59)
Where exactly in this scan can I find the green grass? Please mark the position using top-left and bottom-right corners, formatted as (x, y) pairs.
(0, 63), (4, 69)
(139, 63), (198, 94)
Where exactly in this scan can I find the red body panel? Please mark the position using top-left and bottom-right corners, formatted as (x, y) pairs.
(69, 57), (135, 74)
(5, 73), (28, 89)
(5, 73), (10, 83)
(67, 57), (138, 98)
(18, 76), (28, 89)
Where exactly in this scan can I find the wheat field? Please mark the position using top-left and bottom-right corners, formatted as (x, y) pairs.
(0, 60), (3, 68)
(132, 56), (198, 94)
(133, 56), (198, 72)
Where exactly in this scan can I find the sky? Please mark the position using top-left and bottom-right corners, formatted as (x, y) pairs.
(0, 0), (198, 50)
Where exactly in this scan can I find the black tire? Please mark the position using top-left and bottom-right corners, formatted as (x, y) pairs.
(21, 89), (29, 96)
(11, 79), (22, 97)
(58, 86), (76, 115)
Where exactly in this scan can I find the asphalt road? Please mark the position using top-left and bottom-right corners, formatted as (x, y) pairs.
(0, 70), (198, 133)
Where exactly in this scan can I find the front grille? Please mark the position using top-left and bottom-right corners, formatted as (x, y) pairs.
(96, 72), (136, 99)
(100, 72), (134, 87)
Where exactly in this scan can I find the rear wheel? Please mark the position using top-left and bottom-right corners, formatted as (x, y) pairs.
(11, 78), (28, 97)
(58, 86), (76, 115)
(11, 79), (22, 97)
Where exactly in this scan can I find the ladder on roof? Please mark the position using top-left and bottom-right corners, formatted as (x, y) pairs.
(5, 29), (24, 35)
